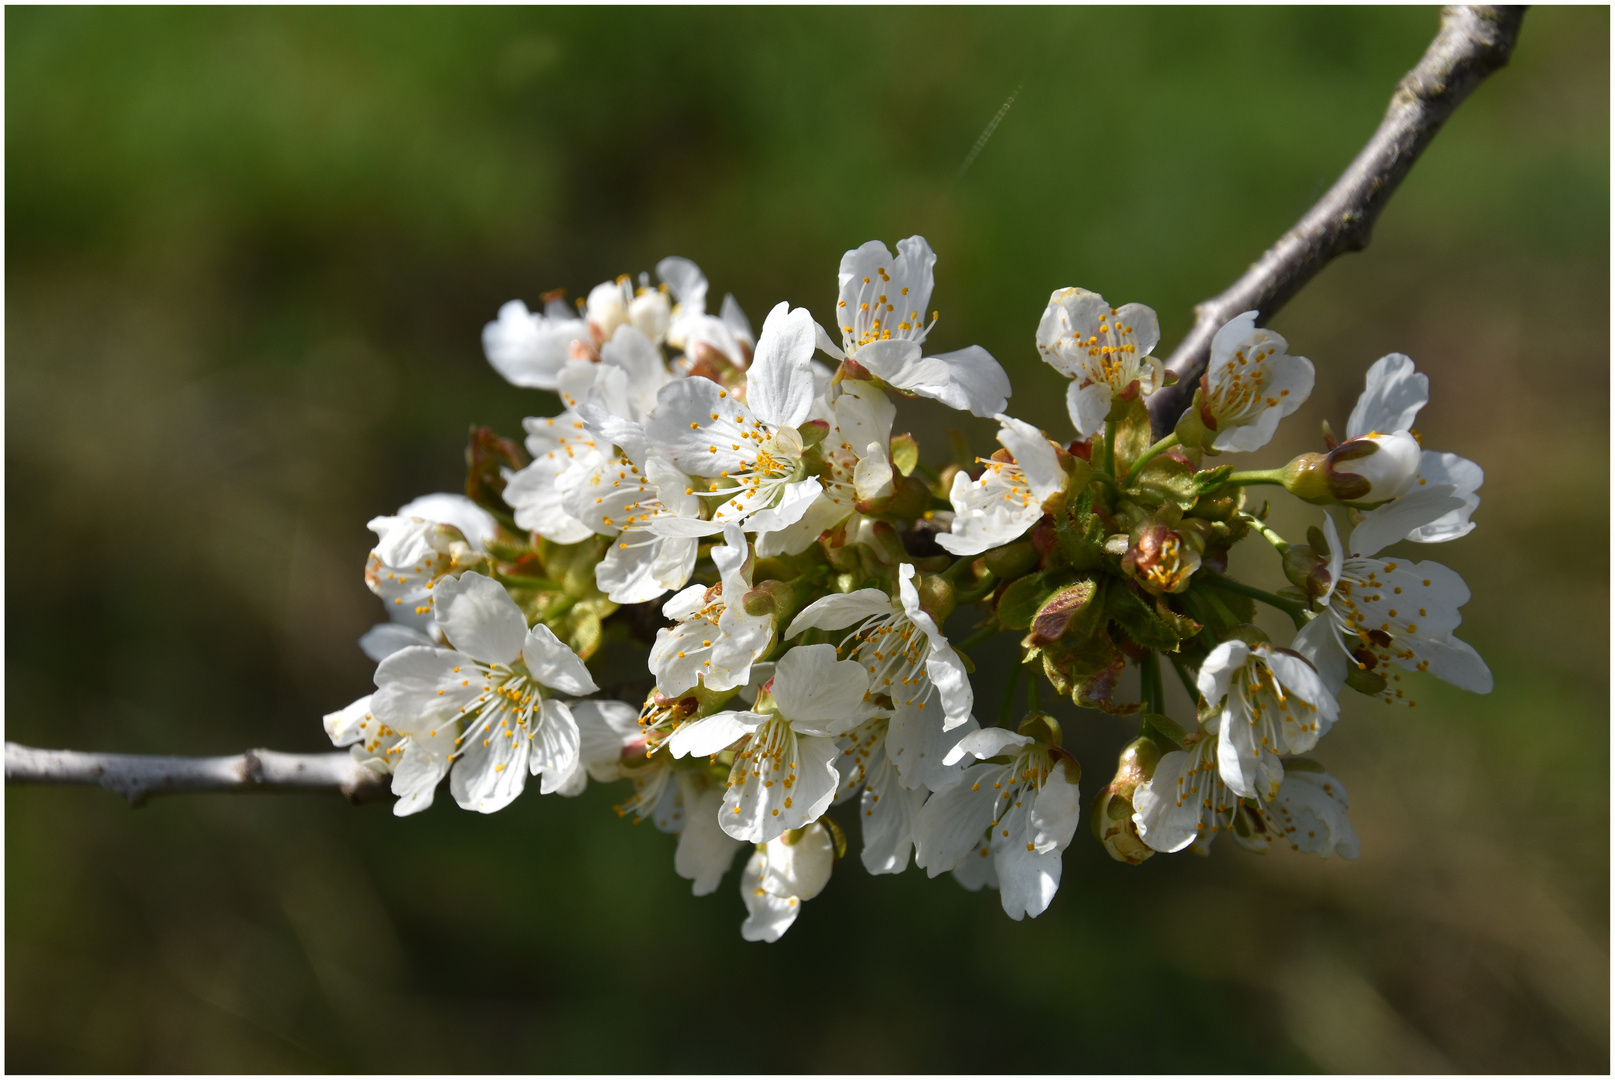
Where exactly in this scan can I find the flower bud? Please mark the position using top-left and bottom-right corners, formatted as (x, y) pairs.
(1121, 519), (1202, 595)
(983, 540), (1040, 582)
(1324, 431), (1421, 503)
(1281, 544), (1332, 602)
(1091, 736), (1160, 865)
(585, 279), (631, 344)
(628, 286), (671, 343)
(1017, 711), (1063, 747)
(1279, 431), (1421, 505)
(914, 573), (956, 626)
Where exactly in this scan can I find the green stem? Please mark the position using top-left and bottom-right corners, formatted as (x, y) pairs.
(1024, 662), (1042, 714)
(1200, 571), (1306, 626)
(997, 664), (1023, 727)
(1124, 433), (1181, 487)
(1238, 512), (1291, 553)
(954, 570), (999, 606)
(1140, 650), (1163, 715)
(1103, 419), (1117, 476)
(1225, 468), (1287, 487)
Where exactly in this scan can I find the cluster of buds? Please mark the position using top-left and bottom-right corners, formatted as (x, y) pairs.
(322, 239), (1490, 940)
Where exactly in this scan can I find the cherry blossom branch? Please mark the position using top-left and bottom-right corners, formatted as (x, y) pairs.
(1145, 4), (1526, 437)
(4, 742), (389, 807)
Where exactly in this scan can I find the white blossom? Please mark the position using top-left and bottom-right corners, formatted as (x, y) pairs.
(937, 415), (1067, 557)
(913, 727), (1082, 920)
(646, 302), (826, 545)
(1196, 311), (1314, 452)
(816, 236), (1010, 418)
(1292, 514), (1492, 699)
(1036, 287), (1162, 437)
(1250, 767), (1360, 859)
(1132, 735), (1235, 854)
(1198, 639), (1338, 802)
(323, 694), (403, 775)
(482, 296), (591, 390)
(667, 643), (881, 843)
(740, 821), (835, 942)
(786, 562), (974, 734)
(1348, 353), (1484, 543)
(648, 525), (773, 697)
(363, 493), (497, 638)
(371, 572), (598, 817)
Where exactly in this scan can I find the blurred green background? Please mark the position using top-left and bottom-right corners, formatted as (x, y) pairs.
(6, 6), (1607, 1072)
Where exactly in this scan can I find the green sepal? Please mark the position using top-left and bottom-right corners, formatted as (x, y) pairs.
(1132, 453), (1202, 510)
(1105, 583), (1183, 652)
(1110, 398), (1154, 479)
(889, 433), (920, 477)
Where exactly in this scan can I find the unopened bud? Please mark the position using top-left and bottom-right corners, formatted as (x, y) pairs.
(880, 474), (931, 520)
(585, 280), (630, 344)
(742, 579), (793, 620)
(914, 574), (956, 626)
(1121, 520), (1202, 595)
(628, 288), (671, 343)
(1280, 432), (1422, 505)
(1281, 544), (1331, 602)
(1017, 712), (1063, 747)
(983, 541), (1040, 582)
(1091, 736), (1161, 865)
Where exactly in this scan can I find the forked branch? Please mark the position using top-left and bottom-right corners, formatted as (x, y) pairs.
(1145, 4), (1526, 436)
(3, 7), (1528, 806)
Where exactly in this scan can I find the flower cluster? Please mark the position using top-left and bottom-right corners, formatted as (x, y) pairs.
(325, 239), (1490, 940)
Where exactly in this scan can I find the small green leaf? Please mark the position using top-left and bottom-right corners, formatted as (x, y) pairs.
(998, 571), (1058, 630)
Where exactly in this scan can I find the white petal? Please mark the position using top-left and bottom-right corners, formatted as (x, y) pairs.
(449, 717), (531, 814)
(521, 623), (598, 695)
(572, 698), (640, 776)
(1131, 750), (1203, 853)
(531, 698), (583, 794)
(389, 728), (456, 817)
(721, 725), (840, 843)
(1028, 757), (1083, 852)
(1348, 353), (1427, 439)
(746, 302), (819, 429)
(912, 762), (1004, 874)
(760, 822), (834, 900)
(734, 477), (823, 538)
(886, 700), (977, 791)
(359, 623), (434, 663)
(1290, 614), (1348, 698)
(1407, 452), (1483, 543)
(667, 711), (764, 758)
(674, 781), (743, 896)
(992, 801), (1062, 920)
(739, 851), (800, 943)
(943, 727), (1032, 766)
(1269, 770), (1360, 859)
(1066, 380), (1112, 438)
(657, 256), (707, 310)
(769, 644), (878, 736)
(914, 346), (1012, 418)
(395, 493), (498, 551)
(1196, 639), (1250, 706)
(995, 415), (1064, 504)
(859, 754), (926, 875)
(323, 695), (375, 748)
(1349, 486), (1465, 559)
(645, 377), (753, 477)
(785, 588), (894, 638)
